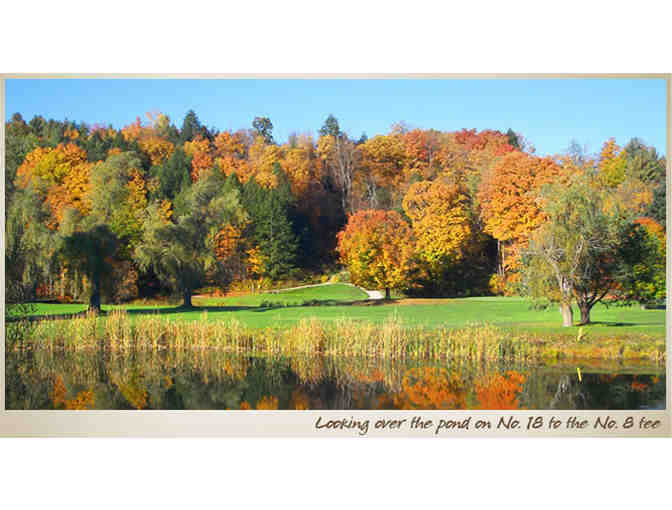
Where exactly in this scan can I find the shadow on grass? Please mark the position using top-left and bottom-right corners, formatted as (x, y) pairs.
(11, 297), (396, 322)
(581, 321), (663, 328)
(250, 298), (394, 312)
(124, 305), (256, 315)
(10, 305), (257, 322)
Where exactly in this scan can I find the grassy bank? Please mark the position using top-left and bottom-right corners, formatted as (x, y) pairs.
(9, 310), (665, 364)
(20, 284), (665, 339)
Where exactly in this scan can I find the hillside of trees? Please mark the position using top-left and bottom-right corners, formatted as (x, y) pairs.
(5, 110), (666, 324)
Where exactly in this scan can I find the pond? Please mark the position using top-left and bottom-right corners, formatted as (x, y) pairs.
(5, 347), (665, 410)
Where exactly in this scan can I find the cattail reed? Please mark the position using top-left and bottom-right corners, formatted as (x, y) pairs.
(12, 314), (666, 364)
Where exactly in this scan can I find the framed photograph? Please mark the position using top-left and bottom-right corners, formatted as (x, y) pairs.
(2, 74), (669, 437)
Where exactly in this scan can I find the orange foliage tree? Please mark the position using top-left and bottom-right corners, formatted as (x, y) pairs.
(478, 152), (564, 290)
(475, 371), (526, 410)
(121, 116), (174, 166)
(336, 210), (416, 299)
(214, 130), (253, 181)
(212, 223), (248, 286)
(184, 136), (214, 181)
(438, 129), (516, 189)
(391, 367), (467, 410)
(402, 129), (442, 179)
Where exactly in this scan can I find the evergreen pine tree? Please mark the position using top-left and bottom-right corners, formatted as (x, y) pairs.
(241, 165), (299, 280)
(506, 128), (521, 150)
(151, 147), (193, 201)
(180, 110), (207, 144)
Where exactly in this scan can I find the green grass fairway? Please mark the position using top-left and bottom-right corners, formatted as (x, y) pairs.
(196, 283), (368, 307)
(22, 284), (665, 338)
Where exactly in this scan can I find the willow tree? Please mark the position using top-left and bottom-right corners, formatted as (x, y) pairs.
(5, 188), (54, 316)
(60, 225), (119, 312)
(87, 152), (149, 257)
(134, 171), (247, 308)
(522, 173), (638, 326)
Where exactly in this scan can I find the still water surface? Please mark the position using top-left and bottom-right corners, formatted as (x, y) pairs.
(5, 348), (665, 410)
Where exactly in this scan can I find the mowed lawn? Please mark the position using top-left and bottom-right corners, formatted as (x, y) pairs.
(24, 283), (665, 337)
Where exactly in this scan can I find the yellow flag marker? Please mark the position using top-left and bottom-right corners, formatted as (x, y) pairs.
(577, 367), (582, 382)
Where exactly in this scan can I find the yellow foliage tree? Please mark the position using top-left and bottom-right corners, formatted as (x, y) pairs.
(282, 134), (320, 196)
(402, 179), (472, 270)
(248, 136), (283, 188)
(16, 143), (92, 229)
(598, 138), (627, 187)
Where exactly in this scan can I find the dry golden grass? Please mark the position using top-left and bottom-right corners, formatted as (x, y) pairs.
(9, 310), (665, 364)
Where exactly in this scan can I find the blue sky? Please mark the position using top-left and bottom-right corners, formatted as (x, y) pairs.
(5, 78), (667, 157)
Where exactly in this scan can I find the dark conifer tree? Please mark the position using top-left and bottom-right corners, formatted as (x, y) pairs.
(151, 147), (193, 201)
(241, 165), (299, 280)
(506, 128), (521, 150)
(180, 110), (209, 144)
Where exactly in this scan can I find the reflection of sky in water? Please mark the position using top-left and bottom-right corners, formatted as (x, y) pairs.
(5, 349), (666, 411)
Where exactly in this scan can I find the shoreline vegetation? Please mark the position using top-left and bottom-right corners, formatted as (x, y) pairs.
(7, 309), (665, 364)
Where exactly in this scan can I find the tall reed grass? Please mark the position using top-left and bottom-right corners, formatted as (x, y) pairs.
(8, 310), (666, 363)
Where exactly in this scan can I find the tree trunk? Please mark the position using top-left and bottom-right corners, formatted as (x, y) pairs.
(560, 302), (573, 327)
(497, 240), (504, 278)
(183, 290), (193, 308)
(385, 287), (391, 300)
(578, 303), (592, 325)
(89, 275), (101, 313)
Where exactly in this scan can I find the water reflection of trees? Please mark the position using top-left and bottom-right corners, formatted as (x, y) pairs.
(5, 347), (666, 410)
(546, 372), (665, 410)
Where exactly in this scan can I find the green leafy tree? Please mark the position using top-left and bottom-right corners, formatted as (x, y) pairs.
(87, 152), (148, 257)
(622, 138), (666, 227)
(613, 219), (666, 307)
(5, 188), (55, 316)
(59, 225), (119, 312)
(522, 174), (639, 326)
(5, 113), (39, 202)
(135, 172), (247, 307)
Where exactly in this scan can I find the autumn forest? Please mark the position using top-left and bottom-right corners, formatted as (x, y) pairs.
(4, 99), (668, 412)
(5, 108), (666, 327)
